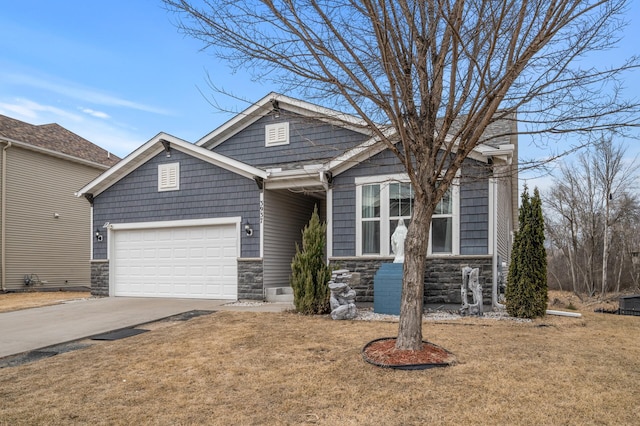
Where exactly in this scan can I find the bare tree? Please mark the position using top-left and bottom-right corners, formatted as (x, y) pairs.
(545, 137), (638, 295)
(592, 137), (637, 293)
(164, 0), (639, 350)
(610, 192), (640, 292)
(619, 205), (640, 290)
(546, 169), (584, 294)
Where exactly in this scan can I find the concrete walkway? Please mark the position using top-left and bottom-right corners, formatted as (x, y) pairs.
(0, 297), (292, 359)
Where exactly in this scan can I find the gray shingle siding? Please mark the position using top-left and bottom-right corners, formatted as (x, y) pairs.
(331, 187), (356, 256)
(331, 148), (490, 256)
(478, 114), (516, 148)
(212, 110), (369, 169)
(332, 149), (406, 256)
(460, 165), (490, 255)
(92, 149), (261, 259)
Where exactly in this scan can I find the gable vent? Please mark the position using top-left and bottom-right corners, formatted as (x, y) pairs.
(158, 162), (180, 191)
(265, 122), (289, 147)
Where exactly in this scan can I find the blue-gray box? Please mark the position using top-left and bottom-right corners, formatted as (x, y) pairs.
(374, 263), (403, 315)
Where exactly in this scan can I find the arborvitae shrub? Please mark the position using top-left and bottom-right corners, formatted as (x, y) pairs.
(506, 187), (548, 318)
(290, 206), (332, 314)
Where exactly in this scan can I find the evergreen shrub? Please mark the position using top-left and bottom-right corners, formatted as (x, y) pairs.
(506, 187), (548, 318)
(290, 206), (332, 314)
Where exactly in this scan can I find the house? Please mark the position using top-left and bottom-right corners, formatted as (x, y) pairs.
(0, 115), (120, 292)
(77, 93), (517, 306)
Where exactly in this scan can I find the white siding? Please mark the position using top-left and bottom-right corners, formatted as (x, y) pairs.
(263, 190), (318, 289)
(496, 174), (513, 266)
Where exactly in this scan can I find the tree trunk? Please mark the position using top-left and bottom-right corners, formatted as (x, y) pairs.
(568, 222), (580, 294)
(602, 200), (610, 295)
(615, 252), (623, 294)
(396, 196), (432, 351)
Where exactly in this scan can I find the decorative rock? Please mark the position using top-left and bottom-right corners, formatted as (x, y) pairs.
(328, 270), (357, 320)
(460, 266), (483, 316)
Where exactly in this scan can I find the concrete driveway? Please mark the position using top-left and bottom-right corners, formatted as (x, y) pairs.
(0, 297), (290, 359)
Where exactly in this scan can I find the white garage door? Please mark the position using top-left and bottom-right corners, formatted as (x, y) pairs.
(111, 223), (238, 299)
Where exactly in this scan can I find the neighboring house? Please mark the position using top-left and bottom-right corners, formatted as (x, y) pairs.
(77, 93), (517, 305)
(0, 115), (120, 292)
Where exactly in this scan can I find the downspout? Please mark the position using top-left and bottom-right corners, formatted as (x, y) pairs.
(491, 177), (504, 309)
(1, 140), (11, 292)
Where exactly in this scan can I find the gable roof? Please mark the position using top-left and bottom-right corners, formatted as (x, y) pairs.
(0, 114), (120, 168)
(76, 133), (268, 198)
(325, 114), (518, 177)
(77, 94), (518, 197)
(195, 93), (516, 178)
(196, 92), (372, 150)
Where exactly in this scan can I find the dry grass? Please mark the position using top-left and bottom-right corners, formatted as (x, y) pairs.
(0, 291), (90, 313)
(0, 292), (638, 425)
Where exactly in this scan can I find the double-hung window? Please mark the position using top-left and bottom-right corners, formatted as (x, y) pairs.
(361, 184), (381, 254)
(356, 175), (458, 256)
(431, 186), (454, 253)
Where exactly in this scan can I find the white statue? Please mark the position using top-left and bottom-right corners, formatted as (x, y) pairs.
(391, 219), (407, 263)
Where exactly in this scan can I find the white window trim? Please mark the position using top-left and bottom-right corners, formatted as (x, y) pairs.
(158, 162), (180, 192)
(355, 174), (459, 256)
(428, 184), (460, 255)
(265, 122), (289, 147)
(326, 188), (333, 258)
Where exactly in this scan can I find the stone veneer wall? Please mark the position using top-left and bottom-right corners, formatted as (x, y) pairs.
(238, 258), (264, 300)
(88, 256), (491, 303)
(90, 260), (109, 297)
(330, 256), (493, 304)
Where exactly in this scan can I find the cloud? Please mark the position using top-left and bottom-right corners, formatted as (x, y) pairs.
(80, 108), (110, 119)
(73, 121), (142, 158)
(0, 98), (82, 122)
(0, 97), (142, 157)
(3, 72), (172, 116)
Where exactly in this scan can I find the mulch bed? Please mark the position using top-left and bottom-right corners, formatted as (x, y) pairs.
(362, 337), (455, 369)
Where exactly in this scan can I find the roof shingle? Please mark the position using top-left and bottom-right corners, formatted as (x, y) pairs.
(0, 114), (120, 167)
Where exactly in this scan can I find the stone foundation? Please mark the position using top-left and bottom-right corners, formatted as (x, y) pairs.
(89, 255), (490, 305)
(330, 256), (493, 305)
(329, 257), (387, 303)
(237, 258), (264, 300)
(90, 260), (109, 297)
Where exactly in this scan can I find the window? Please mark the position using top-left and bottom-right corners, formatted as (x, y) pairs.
(265, 122), (289, 146)
(158, 162), (179, 191)
(356, 175), (459, 256)
(432, 188), (453, 253)
(361, 184), (380, 254)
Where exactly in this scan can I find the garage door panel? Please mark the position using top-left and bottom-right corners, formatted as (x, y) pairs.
(112, 223), (238, 299)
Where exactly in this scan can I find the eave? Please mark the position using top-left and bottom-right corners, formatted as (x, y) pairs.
(0, 136), (112, 170)
(76, 133), (267, 199)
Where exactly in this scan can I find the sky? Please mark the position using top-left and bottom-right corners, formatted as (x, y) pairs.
(1, 0), (639, 190)
(0, 0), (277, 158)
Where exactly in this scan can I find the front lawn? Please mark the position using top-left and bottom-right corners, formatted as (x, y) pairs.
(0, 292), (637, 425)
(0, 291), (90, 313)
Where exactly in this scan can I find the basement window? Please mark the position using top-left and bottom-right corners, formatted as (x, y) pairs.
(265, 122), (289, 146)
(158, 162), (180, 191)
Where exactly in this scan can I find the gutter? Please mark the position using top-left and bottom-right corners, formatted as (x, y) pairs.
(1, 139), (11, 292)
